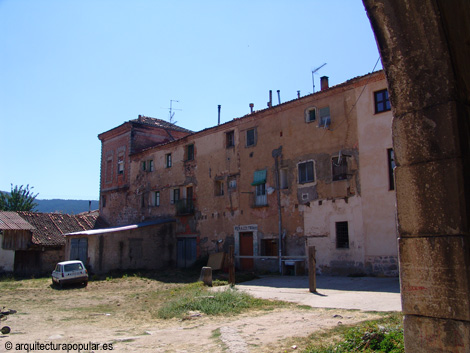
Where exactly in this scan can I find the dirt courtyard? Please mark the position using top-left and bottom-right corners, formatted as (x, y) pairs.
(0, 275), (383, 353)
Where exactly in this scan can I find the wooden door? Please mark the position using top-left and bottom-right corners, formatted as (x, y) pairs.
(239, 232), (254, 270)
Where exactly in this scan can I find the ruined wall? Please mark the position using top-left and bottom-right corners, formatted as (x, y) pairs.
(66, 222), (176, 274)
(39, 247), (64, 274)
(122, 72), (395, 275)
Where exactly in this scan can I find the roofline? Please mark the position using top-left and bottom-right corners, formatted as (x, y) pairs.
(65, 218), (176, 236)
(98, 117), (193, 141)
(133, 69), (386, 156)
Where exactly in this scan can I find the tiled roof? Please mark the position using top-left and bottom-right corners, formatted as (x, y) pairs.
(131, 115), (193, 134)
(16, 212), (108, 247)
(0, 211), (35, 230)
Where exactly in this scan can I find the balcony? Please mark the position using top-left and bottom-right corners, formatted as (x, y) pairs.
(175, 198), (195, 215)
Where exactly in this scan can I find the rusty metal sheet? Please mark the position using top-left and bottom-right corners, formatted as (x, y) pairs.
(0, 211), (35, 230)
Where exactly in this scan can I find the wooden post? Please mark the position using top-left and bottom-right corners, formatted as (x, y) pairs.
(229, 245), (235, 285)
(308, 246), (316, 293)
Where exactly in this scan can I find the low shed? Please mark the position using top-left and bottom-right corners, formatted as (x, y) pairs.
(65, 219), (176, 274)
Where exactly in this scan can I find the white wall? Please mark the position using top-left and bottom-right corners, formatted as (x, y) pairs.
(0, 234), (15, 273)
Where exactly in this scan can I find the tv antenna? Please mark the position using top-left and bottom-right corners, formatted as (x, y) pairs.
(168, 100), (182, 124)
(312, 63), (327, 93)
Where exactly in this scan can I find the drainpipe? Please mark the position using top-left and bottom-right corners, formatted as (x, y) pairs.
(272, 146), (283, 274)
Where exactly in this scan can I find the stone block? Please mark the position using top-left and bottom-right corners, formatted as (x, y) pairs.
(392, 101), (463, 166)
(395, 158), (467, 236)
(399, 236), (470, 321)
(404, 315), (470, 353)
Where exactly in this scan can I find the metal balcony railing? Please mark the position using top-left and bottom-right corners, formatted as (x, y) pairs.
(175, 198), (195, 215)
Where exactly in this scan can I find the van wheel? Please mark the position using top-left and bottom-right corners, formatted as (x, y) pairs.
(83, 281), (88, 287)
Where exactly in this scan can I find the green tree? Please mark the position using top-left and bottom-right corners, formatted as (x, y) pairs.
(0, 184), (39, 211)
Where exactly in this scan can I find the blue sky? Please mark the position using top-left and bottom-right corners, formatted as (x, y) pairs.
(0, 0), (381, 200)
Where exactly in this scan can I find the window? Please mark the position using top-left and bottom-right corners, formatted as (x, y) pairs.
(101, 195), (106, 208)
(186, 144), (194, 161)
(388, 148), (396, 190)
(305, 107), (317, 123)
(151, 191), (160, 206)
(171, 188), (180, 205)
(374, 89), (391, 113)
(298, 161), (315, 184)
(336, 221), (349, 249)
(166, 153), (172, 168)
(332, 156), (348, 181)
(228, 176), (237, 190)
(261, 239), (278, 256)
(226, 131), (235, 148)
(246, 128), (256, 147)
(280, 168), (288, 189)
(318, 107), (331, 128)
(252, 169), (267, 206)
(142, 160), (154, 172)
(255, 183), (267, 206)
(215, 180), (224, 196)
(117, 155), (124, 174)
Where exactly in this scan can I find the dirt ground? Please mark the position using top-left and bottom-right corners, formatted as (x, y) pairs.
(0, 276), (381, 353)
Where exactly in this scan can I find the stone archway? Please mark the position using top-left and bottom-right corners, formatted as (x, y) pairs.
(363, 1), (470, 351)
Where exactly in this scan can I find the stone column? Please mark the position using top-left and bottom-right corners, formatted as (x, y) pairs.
(363, 0), (470, 351)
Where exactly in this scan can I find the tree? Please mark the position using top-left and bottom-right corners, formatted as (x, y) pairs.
(0, 184), (39, 211)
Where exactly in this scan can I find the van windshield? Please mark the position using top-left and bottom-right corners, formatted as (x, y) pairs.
(64, 263), (83, 271)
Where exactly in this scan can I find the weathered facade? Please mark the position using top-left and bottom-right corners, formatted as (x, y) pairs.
(65, 219), (176, 274)
(99, 70), (397, 276)
(98, 115), (192, 226)
(0, 211), (106, 275)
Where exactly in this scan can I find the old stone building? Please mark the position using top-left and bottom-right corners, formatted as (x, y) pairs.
(99, 70), (397, 276)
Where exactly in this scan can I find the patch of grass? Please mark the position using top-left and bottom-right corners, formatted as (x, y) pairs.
(302, 313), (404, 353)
(211, 328), (222, 339)
(212, 279), (229, 287)
(156, 282), (286, 319)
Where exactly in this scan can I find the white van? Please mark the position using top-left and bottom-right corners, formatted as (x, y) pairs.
(52, 260), (88, 288)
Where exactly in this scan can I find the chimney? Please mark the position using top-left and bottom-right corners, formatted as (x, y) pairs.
(277, 90), (281, 104)
(320, 76), (329, 91)
(297, 90), (301, 98)
(267, 90), (272, 108)
(138, 114), (144, 123)
(249, 103), (254, 113)
(218, 105), (221, 125)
